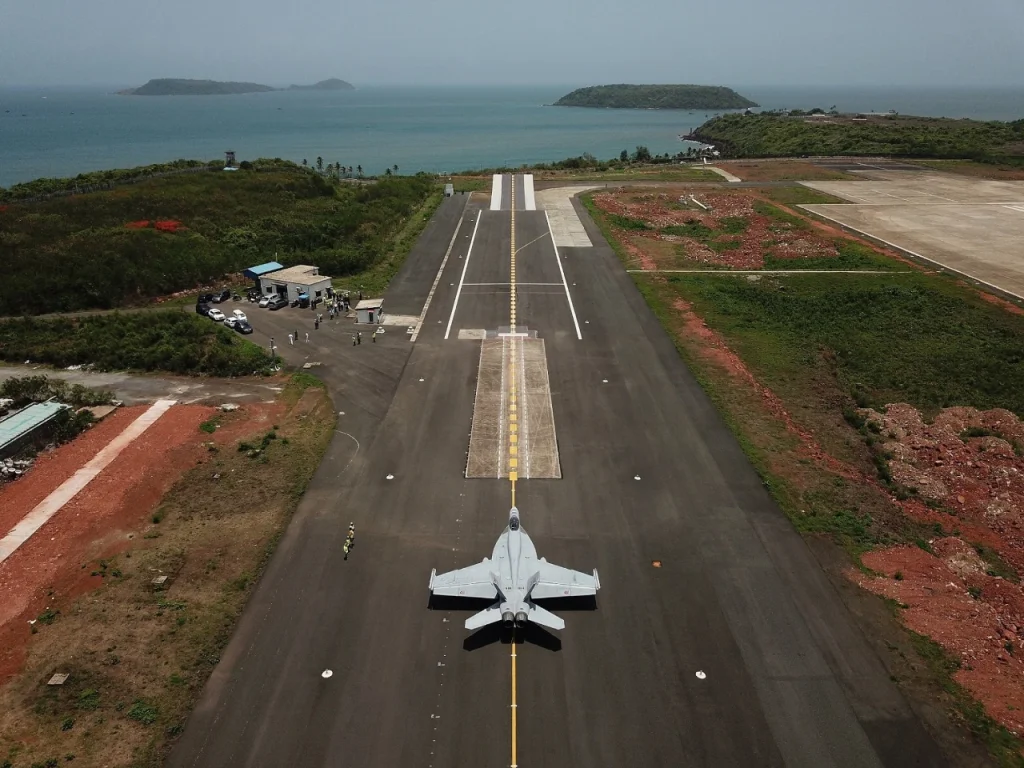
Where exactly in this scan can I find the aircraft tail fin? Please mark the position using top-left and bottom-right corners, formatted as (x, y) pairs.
(526, 603), (565, 631)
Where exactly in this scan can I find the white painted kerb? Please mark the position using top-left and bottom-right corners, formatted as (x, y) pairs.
(0, 399), (177, 565)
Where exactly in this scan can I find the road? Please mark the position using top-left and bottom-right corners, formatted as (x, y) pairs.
(168, 182), (946, 767)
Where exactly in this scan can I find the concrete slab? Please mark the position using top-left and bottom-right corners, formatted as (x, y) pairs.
(535, 186), (595, 248)
(799, 171), (1024, 300)
(707, 166), (742, 183)
(803, 203), (1024, 298)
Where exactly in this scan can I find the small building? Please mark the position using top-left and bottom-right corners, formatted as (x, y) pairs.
(244, 261), (285, 292)
(355, 299), (384, 324)
(0, 401), (70, 460)
(260, 264), (332, 304)
(444, 183), (454, 197)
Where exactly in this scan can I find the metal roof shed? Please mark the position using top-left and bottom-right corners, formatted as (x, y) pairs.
(243, 262), (284, 280)
(0, 401), (70, 460)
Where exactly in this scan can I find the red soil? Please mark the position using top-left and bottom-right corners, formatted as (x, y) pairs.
(592, 190), (841, 270)
(0, 404), (220, 681)
(853, 541), (1024, 737)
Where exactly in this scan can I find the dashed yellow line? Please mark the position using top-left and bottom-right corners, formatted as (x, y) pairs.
(508, 174), (519, 768)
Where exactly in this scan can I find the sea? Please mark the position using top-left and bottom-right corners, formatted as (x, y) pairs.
(2, 84), (1023, 188)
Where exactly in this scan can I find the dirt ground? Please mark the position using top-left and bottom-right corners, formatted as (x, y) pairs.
(592, 188), (840, 269)
(717, 159), (857, 181)
(0, 404), (217, 679)
(0, 383), (313, 767)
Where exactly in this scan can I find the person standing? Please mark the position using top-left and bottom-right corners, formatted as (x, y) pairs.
(288, 333), (294, 345)
(305, 332), (310, 343)
(357, 331), (362, 345)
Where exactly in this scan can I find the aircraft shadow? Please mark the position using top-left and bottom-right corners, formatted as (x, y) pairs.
(463, 622), (562, 653)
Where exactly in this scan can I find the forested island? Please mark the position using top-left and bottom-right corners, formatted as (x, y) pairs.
(120, 78), (354, 95)
(553, 84), (758, 110)
(688, 112), (1024, 160)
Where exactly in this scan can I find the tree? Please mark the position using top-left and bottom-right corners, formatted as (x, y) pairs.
(619, 149), (629, 163)
(347, 166), (353, 175)
(316, 157), (323, 173)
(393, 164), (399, 174)
(385, 168), (392, 176)
(302, 158), (308, 167)
(632, 145), (652, 163)
(356, 165), (363, 177)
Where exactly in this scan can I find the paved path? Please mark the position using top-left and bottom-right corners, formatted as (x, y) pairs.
(167, 186), (946, 767)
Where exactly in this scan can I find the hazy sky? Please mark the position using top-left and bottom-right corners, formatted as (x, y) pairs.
(2, 0), (1023, 88)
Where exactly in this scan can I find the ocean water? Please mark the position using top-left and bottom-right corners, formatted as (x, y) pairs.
(2, 85), (1023, 188)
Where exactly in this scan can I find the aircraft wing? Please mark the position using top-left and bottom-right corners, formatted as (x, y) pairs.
(429, 562), (498, 600)
(530, 561), (600, 600)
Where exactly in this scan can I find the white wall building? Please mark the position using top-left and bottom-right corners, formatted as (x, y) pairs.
(260, 265), (332, 304)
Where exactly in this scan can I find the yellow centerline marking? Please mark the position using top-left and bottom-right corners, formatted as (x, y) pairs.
(509, 174), (519, 768)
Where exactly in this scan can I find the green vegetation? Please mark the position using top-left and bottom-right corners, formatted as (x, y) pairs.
(0, 375), (114, 408)
(0, 161), (435, 315)
(0, 312), (276, 376)
(762, 240), (896, 271)
(333, 189), (443, 296)
(123, 79), (277, 96)
(0, 159), (219, 202)
(762, 186), (847, 206)
(661, 272), (1024, 416)
(693, 113), (1024, 160)
(553, 84), (757, 110)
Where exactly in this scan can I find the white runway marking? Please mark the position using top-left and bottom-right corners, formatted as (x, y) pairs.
(544, 211), (582, 340)
(522, 174), (536, 210)
(490, 174), (502, 211)
(444, 214), (482, 340)
(1007, 205), (1024, 213)
(0, 399), (176, 564)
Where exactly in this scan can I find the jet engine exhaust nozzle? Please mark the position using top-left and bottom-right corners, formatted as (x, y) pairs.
(502, 611), (515, 627)
(515, 611), (528, 625)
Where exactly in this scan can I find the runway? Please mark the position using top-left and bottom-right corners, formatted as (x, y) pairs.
(168, 178), (946, 767)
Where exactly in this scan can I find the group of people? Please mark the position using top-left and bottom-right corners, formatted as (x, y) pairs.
(343, 522), (356, 560)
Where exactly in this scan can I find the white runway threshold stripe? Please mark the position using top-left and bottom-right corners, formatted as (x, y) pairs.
(522, 174), (536, 210)
(490, 174), (503, 211)
(0, 399), (177, 565)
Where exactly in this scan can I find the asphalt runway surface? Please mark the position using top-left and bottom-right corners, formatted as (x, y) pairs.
(168, 181), (946, 767)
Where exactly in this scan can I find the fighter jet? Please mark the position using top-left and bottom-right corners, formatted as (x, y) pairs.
(428, 507), (599, 631)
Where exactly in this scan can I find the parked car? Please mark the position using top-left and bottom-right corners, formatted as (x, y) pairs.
(196, 302), (211, 316)
(268, 296), (287, 311)
(207, 308), (225, 322)
(223, 316), (238, 329)
(234, 320), (254, 334)
(232, 309), (248, 323)
(258, 295), (272, 308)
(199, 293), (214, 304)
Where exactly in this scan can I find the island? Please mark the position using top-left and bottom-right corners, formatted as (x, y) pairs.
(287, 78), (355, 91)
(120, 78), (355, 96)
(553, 84), (758, 110)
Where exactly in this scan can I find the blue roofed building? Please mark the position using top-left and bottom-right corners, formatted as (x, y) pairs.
(243, 262), (284, 281)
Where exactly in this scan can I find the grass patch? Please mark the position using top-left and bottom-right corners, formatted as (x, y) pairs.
(663, 221), (713, 239)
(0, 373), (335, 766)
(333, 190), (443, 297)
(664, 271), (1024, 416)
(763, 186), (848, 206)
(718, 216), (749, 234)
(607, 213), (651, 231)
(0, 312), (276, 376)
(448, 176), (491, 192)
(753, 200), (813, 231)
(763, 240), (900, 271)
(198, 417), (220, 434)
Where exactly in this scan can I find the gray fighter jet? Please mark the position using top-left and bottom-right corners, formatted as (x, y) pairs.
(428, 506), (600, 631)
